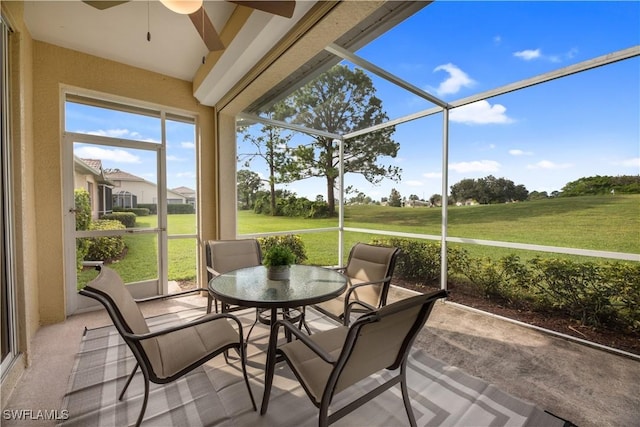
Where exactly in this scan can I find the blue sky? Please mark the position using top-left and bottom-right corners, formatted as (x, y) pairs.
(69, 1), (639, 202)
(260, 1), (640, 201)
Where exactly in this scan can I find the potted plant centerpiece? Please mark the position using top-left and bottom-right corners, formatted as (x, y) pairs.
(263, 245), (296, 281)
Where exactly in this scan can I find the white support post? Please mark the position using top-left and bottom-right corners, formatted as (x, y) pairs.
(440, 109), (450, 291)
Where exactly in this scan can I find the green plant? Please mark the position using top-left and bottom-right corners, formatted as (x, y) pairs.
(85, 219), (126, 262)
(262, 245), (296, 267)
(74, 189), (92, 273)
(258, 235), (307, 264)
(101, 212), (136, 228)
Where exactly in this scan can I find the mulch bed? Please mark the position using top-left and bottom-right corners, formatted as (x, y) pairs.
(392, 278), (640, 357)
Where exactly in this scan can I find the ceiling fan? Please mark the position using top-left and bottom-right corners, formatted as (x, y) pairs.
(82, 1), (296, 52)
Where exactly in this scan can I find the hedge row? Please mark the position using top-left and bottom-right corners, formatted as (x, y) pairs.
(101, 212), (136, 228)
(372, 237), (640, 333)
(113, 207), (150, 216)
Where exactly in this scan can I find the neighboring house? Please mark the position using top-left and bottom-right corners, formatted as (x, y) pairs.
(104, 168), (187, 207)
(455, 199), (479, 207)
(405, 199), (431, 208)
(74, 157), (113, 219)
(172, 186), (196, 207)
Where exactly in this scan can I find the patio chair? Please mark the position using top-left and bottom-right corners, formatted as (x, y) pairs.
(205, 239), (307, 337)
(79, 266), (256, 427)
(261, 289), (449, 427)
(205, 238), (263, 314)
(314, 243), (400, 325)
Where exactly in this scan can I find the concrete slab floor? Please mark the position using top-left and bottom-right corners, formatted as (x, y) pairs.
(2, 288), (639, 427)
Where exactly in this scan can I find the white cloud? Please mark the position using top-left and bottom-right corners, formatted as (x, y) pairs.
(450, 100), (514, 125)
(613, 157), (640, 169)
(74, 146), (140, 163)
(167, 155), (186, 162)
(405, 180), (423, 187)
(432, 63), (475, 96)
(84, 128), (157, 143)
(449, 160), (501, 173)
(180, 142), (195, 149)
(509, 149), (533, 156)
(514, 49), (541, 60)
(526, 160), (573, 170)
(493, 35), (502, 45)
(514, 48), (578, 63)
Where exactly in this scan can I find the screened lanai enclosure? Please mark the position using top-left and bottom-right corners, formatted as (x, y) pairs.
(235, 1), (640, 297)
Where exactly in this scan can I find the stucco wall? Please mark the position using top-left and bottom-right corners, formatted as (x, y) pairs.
(1, 0), (37, 406)
(32, 41), (216, 323)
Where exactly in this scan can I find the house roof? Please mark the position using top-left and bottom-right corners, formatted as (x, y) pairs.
(104, 169), (146, 182)
(172, 186), (196, 197)
(75, 157), (112, 185)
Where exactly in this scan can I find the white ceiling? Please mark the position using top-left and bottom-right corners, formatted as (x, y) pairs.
(23, 0), (315, 106)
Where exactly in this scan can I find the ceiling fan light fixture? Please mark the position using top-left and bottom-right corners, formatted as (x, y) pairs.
(160, 0), (203, 15)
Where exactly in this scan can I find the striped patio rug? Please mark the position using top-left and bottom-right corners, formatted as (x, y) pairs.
(59, 307), (572, 426)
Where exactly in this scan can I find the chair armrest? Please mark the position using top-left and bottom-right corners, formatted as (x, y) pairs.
(344, 276), (391, 303)
(273, 319), (337, 364)
(345, 300), (376, 318)
(206, 266), (221, 277)
(122, 312), (242, 342)
(134, 287), (210, 304)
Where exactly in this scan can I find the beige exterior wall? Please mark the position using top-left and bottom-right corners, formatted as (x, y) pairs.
(32, 40), (216, 324)
(1, 0), (37, 407)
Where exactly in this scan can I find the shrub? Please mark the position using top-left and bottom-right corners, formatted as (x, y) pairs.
(258, 235), (308, 264)
(85, 219), (126, 262)
(74, 189), (92, 273)
(602, 262), (640, 332)
(168, 204), (195, 214)
(101, 212), (136, 228)
(137, 203), (158, 215)
(370, 236), (639, 332)
(525, 258), (618, 327)
(371, 238), (468, 286)
(254, 194), (331, 218)
(113, 207), (150, 216)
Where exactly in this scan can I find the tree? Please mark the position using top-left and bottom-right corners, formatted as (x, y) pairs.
(560, 175), (640, 196)
(389, 188), (402, 207)
(239, 121), (292, 215)
(277, 64), (401, 215)
(237, 169), (262, 209)
(429, 194), (442, 206)
(450, 178), (477, 203)
(528, 190), (549, 200)
(451, 175), (528, 204)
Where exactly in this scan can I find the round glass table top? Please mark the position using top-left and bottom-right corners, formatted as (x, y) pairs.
(208, 265), (347, 309)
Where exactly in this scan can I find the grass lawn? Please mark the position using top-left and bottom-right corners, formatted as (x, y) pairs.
(239, 194), (640, 265)
(79, 195), (639, 287)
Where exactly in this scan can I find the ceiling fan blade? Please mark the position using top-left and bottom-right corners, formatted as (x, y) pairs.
(82, 0), (129, 10)
(188, 7), (225, 52)
(228, 1), (296, 19)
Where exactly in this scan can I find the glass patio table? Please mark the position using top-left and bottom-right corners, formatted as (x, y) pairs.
(207, 264), (347, 312)
(208, 264), (347, 412)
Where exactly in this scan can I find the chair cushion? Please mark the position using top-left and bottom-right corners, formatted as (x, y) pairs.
(84, 268), (163, 371)
(279, 326), (349, 403)
(154, 314), (240, 378)
(208, 239), (261, 274)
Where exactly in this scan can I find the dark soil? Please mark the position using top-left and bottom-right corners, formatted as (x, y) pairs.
(392, 278), (640, 357)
